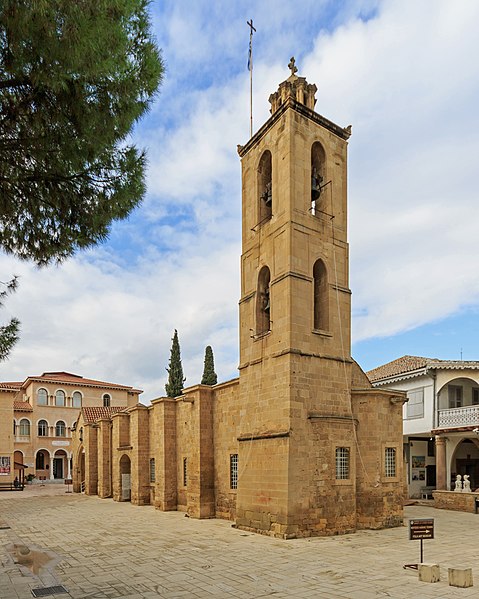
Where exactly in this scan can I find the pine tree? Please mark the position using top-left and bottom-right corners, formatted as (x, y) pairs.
(201, 345), (217, 385)
(165, 330), (186, 397)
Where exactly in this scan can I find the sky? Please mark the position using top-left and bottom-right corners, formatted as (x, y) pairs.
(1, 0), (479, 401)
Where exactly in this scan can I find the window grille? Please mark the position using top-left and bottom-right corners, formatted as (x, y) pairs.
(150, 458), (155, 483)
(335, 447), (349, 479)
(385, 447), (396, 477)
(230, 454), (238, 489)
(183, 457), (187, 487)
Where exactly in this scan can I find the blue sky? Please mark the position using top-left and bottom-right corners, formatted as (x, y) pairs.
(1, 0), (479, 399)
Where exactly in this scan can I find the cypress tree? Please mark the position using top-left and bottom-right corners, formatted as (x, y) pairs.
(165, 329), (186, 397)
(201, 345), (217, 385)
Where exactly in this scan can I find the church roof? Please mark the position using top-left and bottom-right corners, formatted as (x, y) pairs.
(367, 355), (479, 383)
(81, 406), (127, 423)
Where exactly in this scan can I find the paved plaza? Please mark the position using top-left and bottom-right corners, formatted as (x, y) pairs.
(1, 485), (478, 598)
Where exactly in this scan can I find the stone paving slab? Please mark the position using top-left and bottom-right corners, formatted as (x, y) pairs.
(1, 489), (479, 598)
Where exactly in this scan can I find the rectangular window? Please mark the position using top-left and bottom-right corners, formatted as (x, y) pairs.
(406, 388), (424, 419)
(183, 457), (187, 487)
(335, 447), (350, 480)
(385, 447), (396, 478)
(473, 388), (479, 405)
(230, 454), (238, 489)
(448, 385), (463, 408)
(149, 458), (155, 483)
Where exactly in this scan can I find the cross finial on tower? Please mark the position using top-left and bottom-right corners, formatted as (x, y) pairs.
(288, 56), (298, 76)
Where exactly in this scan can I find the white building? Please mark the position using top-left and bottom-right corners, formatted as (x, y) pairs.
(367, 356), (479, 498)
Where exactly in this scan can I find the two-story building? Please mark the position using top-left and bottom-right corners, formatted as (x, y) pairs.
(368, 355), (479, 497)
(0, 371), (141, 485)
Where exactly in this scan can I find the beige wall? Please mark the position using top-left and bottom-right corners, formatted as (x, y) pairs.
(0, 391), (15, 483)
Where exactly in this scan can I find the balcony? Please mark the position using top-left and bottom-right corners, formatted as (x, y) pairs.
(437, 406), (479, 429)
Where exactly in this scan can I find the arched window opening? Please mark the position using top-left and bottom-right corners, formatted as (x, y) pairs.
(103, 394), (111, 407)
(72, 391), (82, 408)
(37, 388), (48, 406)
(258, 150), (272, 223)
(256, 266), (271, 335)
(36, 451), (45, 470)
(19, 419), (30, 436)
(311, 142), (326, 216)
(38, 420), (48, 437)
(55, 390), (65, 407)
(56, 421), (66, 437)
(313, 259), (329, 331)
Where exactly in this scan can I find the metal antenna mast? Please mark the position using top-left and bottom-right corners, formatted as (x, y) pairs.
(247, 19), (256, 138)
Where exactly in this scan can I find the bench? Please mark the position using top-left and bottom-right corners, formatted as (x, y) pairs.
(0, 481), (24, 491)
(420, 486), (435, 499)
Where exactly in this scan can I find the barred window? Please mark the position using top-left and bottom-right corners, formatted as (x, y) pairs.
(335, 447), (350, 480)
(183, 457), (187, 487)
(385, 447), (396, 477)
(230, 454), (238, 489)
(149, 458), (155, 483)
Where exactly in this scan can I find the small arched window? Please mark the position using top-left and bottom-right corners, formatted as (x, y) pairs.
(72, 391), (82, 408)
(55, 390), (65, 407)
(256, 266), (271, 335)
(311, 142), (326, 215)
(258, 150), (272, 223)
(37, 388), (48, 405)
(19, 419), (30, 436)
(56, 421), (66, 437)
(36, 451), (45, 470)
(313, 259), (329, 331)
(103, 394), (111, 407)
(38, 420), (48, 437)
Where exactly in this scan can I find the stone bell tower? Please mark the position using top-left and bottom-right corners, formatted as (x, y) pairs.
(236, 58), (356, 538)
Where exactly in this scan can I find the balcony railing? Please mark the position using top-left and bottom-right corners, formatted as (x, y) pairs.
(437, 406), (479, 428)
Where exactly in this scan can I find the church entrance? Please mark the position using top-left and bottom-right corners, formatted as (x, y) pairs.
(119, 454), (131, 501)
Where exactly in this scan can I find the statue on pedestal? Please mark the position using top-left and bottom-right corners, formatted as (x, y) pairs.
(454, 474), (462, 492)
(463, 474), (471, 493)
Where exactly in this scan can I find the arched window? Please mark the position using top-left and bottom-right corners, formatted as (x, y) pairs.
(103, 394), (111, 407)
(313, 259), (329, 331)
(19, 419), (30, 436)
(256, 266), (271, 335)
(258, 150), (272, 223)
(55, 390), (65, 406)
(56, 421), (66, 437)
(36, 451), (45, 470)
(311, 142), (326, 215)
(37, 388), (48, 405)
(72, 391), (82, 408)
(38, 420), (48, 437)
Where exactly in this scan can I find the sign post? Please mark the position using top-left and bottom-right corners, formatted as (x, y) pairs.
(404, 518), (434, 570)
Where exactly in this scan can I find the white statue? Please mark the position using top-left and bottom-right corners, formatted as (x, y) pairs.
(454, 474), (462, 492)
(463, 475), (471, 493)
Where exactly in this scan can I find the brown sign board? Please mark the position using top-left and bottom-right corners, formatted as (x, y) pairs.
(64, 479), (73, 485)
(409, 518), (434, 540)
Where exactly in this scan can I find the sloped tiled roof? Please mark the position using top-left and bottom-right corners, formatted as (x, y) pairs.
(367, 355), (479, 383)
(22, 371), (142, 393)
(13, 400), (33, 411)
(81, 406), (127, 424)
(0, 381), (22, 391)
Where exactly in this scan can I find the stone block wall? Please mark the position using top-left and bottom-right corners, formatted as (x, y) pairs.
(433, 490), (479, 513)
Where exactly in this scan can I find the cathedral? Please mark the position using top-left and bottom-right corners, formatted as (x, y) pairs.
(72, 60), (406, 538)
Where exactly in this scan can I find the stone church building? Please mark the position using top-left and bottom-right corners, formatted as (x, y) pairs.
(72, 61), (406, 538)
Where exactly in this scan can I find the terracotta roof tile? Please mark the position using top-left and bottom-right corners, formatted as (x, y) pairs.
(13, 400), (33, 411)
(81, 406), (127, 423)
(367, 355), (431, 382)
(24, 372), (143, 393)
(0, 381), (22, 390)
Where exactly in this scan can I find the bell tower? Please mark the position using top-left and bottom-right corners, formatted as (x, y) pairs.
(236, 58), (356, 537)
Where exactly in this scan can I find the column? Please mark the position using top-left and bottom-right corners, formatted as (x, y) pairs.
(435, 436), (447, 490)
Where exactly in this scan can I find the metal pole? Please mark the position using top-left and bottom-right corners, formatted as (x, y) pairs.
(247, 19), (256, 138)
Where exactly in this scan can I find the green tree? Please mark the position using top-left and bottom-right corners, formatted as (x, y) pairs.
(0, 277), (19, 361)
(201, 345), (217, 385)
(0, 0), (163, 358)
(165, 330), (186, 398)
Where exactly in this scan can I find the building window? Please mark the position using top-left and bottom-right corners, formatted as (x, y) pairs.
(103, 394), (111, 407)
(473, 388), (479, 405)
(448, 385), (463, 408)
(38, 420), (48, 437)
(36, 452), (45, 470)
(150, 458), (155, 483)
(256, 265), (271, 335)
(230, 454), (238, 489)
(313, 259), (329, 331)
(258, 150), (272, 223)
(19, 419), (30, 436)
(183, 457), (187, 487)
(311, 141), (326, 215)
(72, 392), (82, 408)
(37, 388), (48, 406)
(406, 388), (424, 419)
(56, 421), (66, 437)
(55, 390), (65, 407)
(335, 447), (350, 480)
(385, 447), (396, 478)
